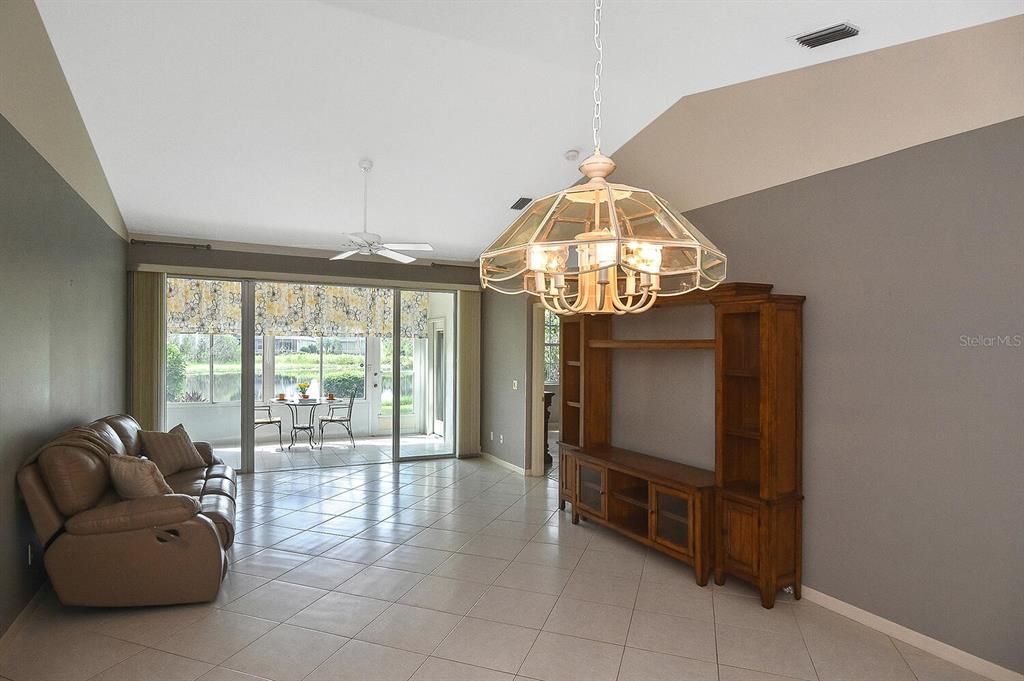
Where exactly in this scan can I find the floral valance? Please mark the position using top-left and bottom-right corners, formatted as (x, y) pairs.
(168, 278), (427, 338)
(255, 283), (427, 338)
(167, 278), (241, 334)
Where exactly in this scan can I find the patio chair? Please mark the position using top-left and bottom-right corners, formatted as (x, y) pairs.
(319, 392), (356, 449)
(255, 404), (284, 450)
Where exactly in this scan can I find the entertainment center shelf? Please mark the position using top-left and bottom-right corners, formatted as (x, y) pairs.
(558, 281), (805, 608)
(587, 339), (715, 350)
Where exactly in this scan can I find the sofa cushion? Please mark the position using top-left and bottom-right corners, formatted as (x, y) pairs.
(141, 426), (207, 476)
(165, 469), (207, 496)
(38, 444), (110, 517)
(205, 464), (236, 484)
(85, 421), (127, 457)
(108, 455), (172, 499)
(101, 415), (144, 457)
(202, 476), (236, 499)
(198, 494), (236, 548)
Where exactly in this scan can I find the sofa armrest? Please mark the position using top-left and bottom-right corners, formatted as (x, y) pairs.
(65, 494), (201, 535)
(193, 441), (222, 466)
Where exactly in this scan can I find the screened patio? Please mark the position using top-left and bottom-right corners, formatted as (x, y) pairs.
(165, 278), (456, 471)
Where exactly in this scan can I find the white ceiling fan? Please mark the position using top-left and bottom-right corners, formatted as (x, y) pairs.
(330, 159), (433, 264)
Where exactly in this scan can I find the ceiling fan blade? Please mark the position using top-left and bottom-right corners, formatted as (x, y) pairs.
(381, 242), (433, 251)
(329, 249), (359, 261)
(377, 248), (416, 264)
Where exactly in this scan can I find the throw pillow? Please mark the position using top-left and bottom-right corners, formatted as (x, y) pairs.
(108, 454), (172, 499)
(170, 423), (213, 465)
(140, 425), (207, 476)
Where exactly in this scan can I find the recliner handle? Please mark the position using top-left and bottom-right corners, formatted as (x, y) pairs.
(154, 528), (186, 546)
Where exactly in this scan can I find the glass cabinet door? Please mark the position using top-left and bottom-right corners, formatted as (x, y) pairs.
(652, 485), (692, 556)
(576, 461), (606, 518)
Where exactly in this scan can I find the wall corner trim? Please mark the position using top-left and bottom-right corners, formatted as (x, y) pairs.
(479, 451), (528, 476)
(801, 587), (1022, 681)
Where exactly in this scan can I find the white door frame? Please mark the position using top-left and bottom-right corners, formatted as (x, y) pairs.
(367, 338), (390, 437)
(427, 317), (447, 437)
(528, 302), (546, 476)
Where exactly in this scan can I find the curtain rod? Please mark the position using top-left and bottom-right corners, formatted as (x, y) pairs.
(130, 239), (212, 250)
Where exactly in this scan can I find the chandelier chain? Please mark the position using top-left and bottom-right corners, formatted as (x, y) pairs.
(592, 0), (603, 152)
(362, 164), (369, 232)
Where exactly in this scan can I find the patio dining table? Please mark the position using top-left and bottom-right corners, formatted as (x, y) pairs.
(269, 398), (342, 449)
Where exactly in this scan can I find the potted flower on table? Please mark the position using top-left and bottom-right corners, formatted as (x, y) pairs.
(297, 382), (311, 399)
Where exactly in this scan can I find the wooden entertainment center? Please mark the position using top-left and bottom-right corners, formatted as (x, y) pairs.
(557, 282), (804, 608)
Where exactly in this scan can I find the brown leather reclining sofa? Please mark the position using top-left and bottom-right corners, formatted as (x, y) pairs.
(17, 414), (236, 607)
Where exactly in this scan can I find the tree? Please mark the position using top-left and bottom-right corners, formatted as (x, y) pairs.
(166, 343), (187, 401)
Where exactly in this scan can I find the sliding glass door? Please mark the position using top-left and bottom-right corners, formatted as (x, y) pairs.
(164, 279), (456, 472)
(165, 277), (243, 469)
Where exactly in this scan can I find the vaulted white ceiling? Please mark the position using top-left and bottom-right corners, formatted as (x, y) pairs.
(37, 0), (1021, 261)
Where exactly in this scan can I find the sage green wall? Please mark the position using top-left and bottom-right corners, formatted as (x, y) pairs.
(613, 118), (1024, 671)
(0, 115), (128, 635)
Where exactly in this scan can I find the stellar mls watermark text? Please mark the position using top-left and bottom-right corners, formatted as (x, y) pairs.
(959, 334), (1022, 348)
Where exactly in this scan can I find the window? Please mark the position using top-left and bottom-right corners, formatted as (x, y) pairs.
(166, 333), (243, 403)
(323, 337), (366, 400)
(270, 335), (366, 400)
(211, 334), (242, 402)
(167, 333), (210, 402)
(543, 309), (560, 385)
(273, 335), (319, 397)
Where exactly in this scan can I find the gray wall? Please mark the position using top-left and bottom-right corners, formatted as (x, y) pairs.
(611, 306), (716, 470)
(612, 118), (1024, 670)
(0, 115), (128, 635)
(480, 290), (529, 468)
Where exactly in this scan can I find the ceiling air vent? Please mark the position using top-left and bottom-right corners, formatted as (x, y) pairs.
(795, 23), (859, 48)
(510, 197), (533, 210)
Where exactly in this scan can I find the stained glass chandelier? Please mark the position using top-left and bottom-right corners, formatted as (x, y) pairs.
(479, 0), (726, 315)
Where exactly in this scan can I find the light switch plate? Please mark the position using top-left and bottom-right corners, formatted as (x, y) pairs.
(512, 379), (518, 390)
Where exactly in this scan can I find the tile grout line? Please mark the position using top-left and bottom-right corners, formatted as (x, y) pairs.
(791, 597), (824, 681)
(890, 634), (924, 681)
(613, 543), (647, 681)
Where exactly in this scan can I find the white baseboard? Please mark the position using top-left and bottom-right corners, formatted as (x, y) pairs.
(479, 451), (526, 475)
(801, 587), (1021, 681)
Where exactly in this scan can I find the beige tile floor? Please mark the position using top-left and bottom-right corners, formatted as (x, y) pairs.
(0, 457), (990, 681)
